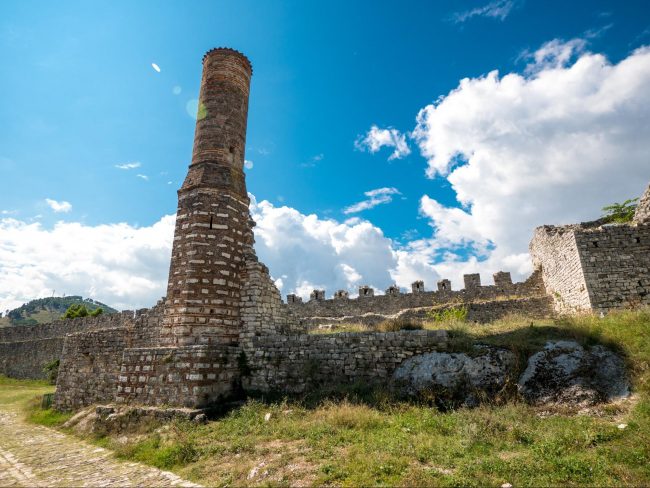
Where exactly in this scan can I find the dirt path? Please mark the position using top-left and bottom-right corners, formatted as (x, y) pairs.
(0, 405), (199, 487)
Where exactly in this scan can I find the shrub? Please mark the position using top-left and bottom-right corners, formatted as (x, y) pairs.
(427, 305), (469, 323)
(601, 198), (638, 223)
(43, 358), (60, 385)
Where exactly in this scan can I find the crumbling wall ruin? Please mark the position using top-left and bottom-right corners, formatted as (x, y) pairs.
(286, 270), (546, 327)
(530, 220), (650, 313)
(0, 311), (138, 380)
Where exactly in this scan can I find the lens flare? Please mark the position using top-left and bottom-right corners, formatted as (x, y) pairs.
(186, 99), (207, 120)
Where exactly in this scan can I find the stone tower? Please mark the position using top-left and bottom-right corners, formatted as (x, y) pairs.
(161, 48), (255, 346)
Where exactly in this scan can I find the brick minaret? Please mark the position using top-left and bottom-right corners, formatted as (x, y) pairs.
(162, 48), (254, 346)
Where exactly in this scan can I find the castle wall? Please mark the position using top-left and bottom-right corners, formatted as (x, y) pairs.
(531, 222), (650, 313)
(530, 226), (592, 313)
(0, 338), (62, 379)
(575, 222), (650, 312)
(287, 271), (545, 321)
(0, 311), (135, 343)
(302, 296), (553, 328)
(54, 328), (128, 411)
(239, 259), (303, 349)
(0, 311), (137, 380)
(244, 330), (448, 394)
(54, 305), (165, 410)
(116, 345), (239, 408)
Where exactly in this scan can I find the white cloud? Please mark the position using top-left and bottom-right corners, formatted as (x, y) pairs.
(45, 199), (72, 213)
(0, 198), (443, 311)
(244, 159), (254, 170)
(136, 174), (149, 181)
(409, 40), (650, 286)
(250, 196), (435, 299)
(115, 162), (142, 170)
(355, 125), (411, 160)
(343, 187), (401, 214)
(300, 153), (325, 168)
(151, 63), (161, 73)
(452, 0), (518, 23)
(0, 216), (175, 312)
(520, 38), (587, 74)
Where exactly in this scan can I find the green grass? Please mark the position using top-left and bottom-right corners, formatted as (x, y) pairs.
(0, 375), (72, 426)
(13, 309), (650, 486)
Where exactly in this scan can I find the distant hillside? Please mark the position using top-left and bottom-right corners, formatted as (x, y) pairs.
(0, 296), (118, 327)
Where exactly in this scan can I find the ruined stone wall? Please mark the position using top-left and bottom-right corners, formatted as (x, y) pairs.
(287, 271), (545, 322)
(530, 226), (592, 313)
(0, 311), (137, 380)
(54, 305), (164, 410)
(239, 259), (303, 352)
(634, 183), (650, 224)
(0, 311), (135, 343)
(575, 222), (650, 312)
(55, 328), (128, 411)
(531, 221), (650, 313)
(116, 345), (239, 408)
(244, 330), (448, 394)
(0, 339), (62, 379)
(303, 296), (553, 328)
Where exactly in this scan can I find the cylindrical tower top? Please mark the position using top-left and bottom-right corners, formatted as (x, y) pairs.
(188, 47), (253, 182)
(202, 47), (253, 73)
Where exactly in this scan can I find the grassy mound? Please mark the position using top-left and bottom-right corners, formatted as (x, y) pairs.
(15, 309), (650, 486)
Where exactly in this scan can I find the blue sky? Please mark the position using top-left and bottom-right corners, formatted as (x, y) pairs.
(1, 0), (650, 311)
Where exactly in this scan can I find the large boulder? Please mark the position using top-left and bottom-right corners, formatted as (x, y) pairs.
(518, 340), (630, 407)
(391, 346), (516, 407)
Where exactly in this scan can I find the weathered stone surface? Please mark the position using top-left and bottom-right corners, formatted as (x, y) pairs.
(299, 296), (553, 329)
(634, 182), (650, 223)
(244, 329), (449, 394)
(531, 219), (650, 313)
(287, 270), (547, 326)
(518, 340), (629, 406)
(392, 347), (516, 406)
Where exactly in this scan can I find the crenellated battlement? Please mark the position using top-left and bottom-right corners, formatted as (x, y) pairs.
(285, 270), (546, 323)
(288, 270), (521, 306)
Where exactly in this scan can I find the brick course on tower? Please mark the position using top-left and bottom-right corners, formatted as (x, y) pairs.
(161, 48), (255, 346)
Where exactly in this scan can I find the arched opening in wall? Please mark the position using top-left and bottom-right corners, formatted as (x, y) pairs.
(210, 215), (213, 230)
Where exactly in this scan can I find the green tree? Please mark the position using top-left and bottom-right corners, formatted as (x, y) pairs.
(62, 304), (89, 319)
(90, 307), (103, 317)
(601, 198), (638, 223)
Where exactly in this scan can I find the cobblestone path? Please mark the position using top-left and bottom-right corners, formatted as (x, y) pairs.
(0, 406), (200, 487)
